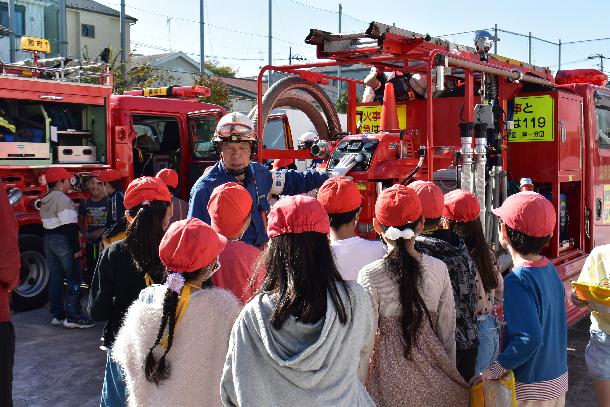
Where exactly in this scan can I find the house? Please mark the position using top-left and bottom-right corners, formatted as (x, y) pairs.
(0, 0), (51, 62)
(66, 0), (136, 60)
(129, 51), (208, 86)
(217, 76), (268, 113)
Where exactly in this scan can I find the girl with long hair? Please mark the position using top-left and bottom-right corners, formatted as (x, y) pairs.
(89, 177), (173, 406)
(220, 195), (375, 407)
(357, 184), (469, 407)
(112, 218), (241, 407)
(442, 189), (503, 375)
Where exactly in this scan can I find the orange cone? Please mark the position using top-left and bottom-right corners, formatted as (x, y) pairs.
(380, 81), (399, 131)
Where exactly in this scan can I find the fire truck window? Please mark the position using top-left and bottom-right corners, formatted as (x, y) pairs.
(131, 115), (181, 176)
(263, 119), (286, 150)
(596, 108), (610, 148)
(190, 115), (217, 159)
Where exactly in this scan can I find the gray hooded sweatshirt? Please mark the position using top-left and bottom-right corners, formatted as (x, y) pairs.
(220, 281), (375, 407)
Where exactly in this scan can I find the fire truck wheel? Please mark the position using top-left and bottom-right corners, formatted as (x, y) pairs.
(12, 234), (49, 311)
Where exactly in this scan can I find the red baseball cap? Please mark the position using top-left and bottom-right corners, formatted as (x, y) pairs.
(375, 184), (422, 227)
(207, 182), (253, 238)
(156, 168), (179, 189)
(98, 169), (122, 183)
(160, 218), (227, 273)
(317, 177), (362, 214)
(492, 191), (556, 237)
(267, 195), (330, 238)
(45, 167), (72, 183)
(123, 176), (171, 209)
(407, 181), (444, 219)
(89, 170), (102, 178)
(443, 189), (481, 222)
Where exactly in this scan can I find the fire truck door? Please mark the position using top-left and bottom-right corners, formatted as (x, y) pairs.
(592, 91), (610, 246)
(187, 110), (222, 193)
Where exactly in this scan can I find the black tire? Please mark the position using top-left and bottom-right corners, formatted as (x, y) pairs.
(11, 234), (49, 311)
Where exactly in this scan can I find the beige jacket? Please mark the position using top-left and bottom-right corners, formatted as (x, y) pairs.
(112, 285), (241, 407)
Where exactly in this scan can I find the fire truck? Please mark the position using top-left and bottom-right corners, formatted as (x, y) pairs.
(251, 22), (610, 325)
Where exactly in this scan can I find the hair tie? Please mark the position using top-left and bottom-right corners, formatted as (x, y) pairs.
(141, 200), (151, 206)
(384, 227), (415, 241)
(165, 272), (185, 294)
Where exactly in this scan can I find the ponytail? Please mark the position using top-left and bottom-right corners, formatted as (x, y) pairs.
(125, 200), (170, 277)
(382, 218), (430, 358)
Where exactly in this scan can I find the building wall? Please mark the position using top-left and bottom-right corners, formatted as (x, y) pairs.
(66, 8), (131, 59)
(155, 58), (198, 86)
(0, 0), (46, 62)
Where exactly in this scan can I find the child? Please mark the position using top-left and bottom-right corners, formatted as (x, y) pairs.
(112, 218), (241, 407)
(207, 182), (262, 303)
(572, 245), (610, 406)
(78, 171), (107, 285)
(317, 177), (386, 280)
(221, 195), (375, 406)
(442, 189), (503, 375)
(358, 184), (468, 406)
(476, 191), (568, 406)
(89, 176), (173, 406)
(98, 169), (126, 248)
(156, 168), (188, 224)
(411, 181), (479, 381)
(40, 167), (93, 328)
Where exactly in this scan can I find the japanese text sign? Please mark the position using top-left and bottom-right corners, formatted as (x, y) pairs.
(508, 95), (554, 142)
(356, 105), (407, 133)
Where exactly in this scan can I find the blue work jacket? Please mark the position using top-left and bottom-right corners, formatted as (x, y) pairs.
(188, 161), (328, 247)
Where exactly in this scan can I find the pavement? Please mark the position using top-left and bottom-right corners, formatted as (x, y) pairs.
(11, 299), (599, 407)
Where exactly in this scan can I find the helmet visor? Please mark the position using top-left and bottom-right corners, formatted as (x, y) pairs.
(217, 123), (253, 138)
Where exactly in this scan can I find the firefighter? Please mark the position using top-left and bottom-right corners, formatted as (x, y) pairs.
(188, 112), (357, 247)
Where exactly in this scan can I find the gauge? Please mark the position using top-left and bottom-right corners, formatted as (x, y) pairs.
(337, 140), (349, 150)
(363, 141), (376, 150)
(347, 140), (363, 151)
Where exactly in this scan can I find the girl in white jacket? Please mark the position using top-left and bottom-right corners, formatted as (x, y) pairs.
(112, 218), (241, 407)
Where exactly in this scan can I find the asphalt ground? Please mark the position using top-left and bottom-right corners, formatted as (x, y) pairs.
(11, 297), (599, 407)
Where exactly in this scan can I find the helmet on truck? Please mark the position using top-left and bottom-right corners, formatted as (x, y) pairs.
(213, 112), (257, 144)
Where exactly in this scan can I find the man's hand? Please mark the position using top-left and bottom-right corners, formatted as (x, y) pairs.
(469, 369), (494, 387)
(87, 229), (104, 242)
(571, 289), (589, 308)
(330, 155), (357, 178)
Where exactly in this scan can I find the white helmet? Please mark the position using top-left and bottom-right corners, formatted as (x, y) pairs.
(213, 112), (256, 143)
(297, 131), (319, 149)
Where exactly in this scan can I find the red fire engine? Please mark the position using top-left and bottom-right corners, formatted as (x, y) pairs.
(252, 22), (609, 325)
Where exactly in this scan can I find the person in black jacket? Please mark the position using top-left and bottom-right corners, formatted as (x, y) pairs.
(89, 176), (173, 407)
(97, 169), (127, 248)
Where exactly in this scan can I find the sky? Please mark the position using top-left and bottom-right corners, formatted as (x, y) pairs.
(97, 0), (610, 78)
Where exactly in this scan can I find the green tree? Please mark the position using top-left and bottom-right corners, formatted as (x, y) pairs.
(204, 59), (237, 77)
(335, 90), (361, 114)
(193, 73), (232, 110)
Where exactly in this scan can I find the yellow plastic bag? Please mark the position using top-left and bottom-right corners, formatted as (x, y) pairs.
(471, 371), (517, 407)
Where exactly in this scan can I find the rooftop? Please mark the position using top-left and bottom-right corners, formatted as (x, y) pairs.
(66, 0), (137, 22)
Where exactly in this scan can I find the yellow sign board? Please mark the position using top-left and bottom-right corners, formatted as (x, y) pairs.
(143, 87), (169, 97)
(508, 95), (554, 142)
(20, 37), (51, 53)
(356, 104), (407, 133)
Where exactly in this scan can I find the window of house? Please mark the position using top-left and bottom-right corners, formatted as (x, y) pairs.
(81, 24), (95, 38)
(0, 3), (26, 36)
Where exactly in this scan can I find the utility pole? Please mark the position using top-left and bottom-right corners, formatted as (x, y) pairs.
(200, 0), (205, 73)
(120, 0), (126, 74)
(589, 54), (607, 73)
(289, 46), (291, 65)
(337, 3), (342, 96)
(528, 32), (532, 64)
(558, 39), (562, 70)
(493, 23), (498, 54)
(167, 17), (173, 51)
(59, 0), (67, 58)
(8, 0), (15, 62)
(268, 0), (272, 85)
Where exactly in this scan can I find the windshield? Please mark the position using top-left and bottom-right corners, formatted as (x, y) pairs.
(263, 118), (286, 149)
(595, 92), (610, 148)
(190, 115), (218, 159)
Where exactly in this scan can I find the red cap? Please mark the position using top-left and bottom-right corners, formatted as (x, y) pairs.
(160, 218), (227, 273)
(45, 167), (72, 183)
(443, 189), (481, 222)
(267, 195), (330, 238)
(317, 177), (362, 214)
(492, 191), (556, 237)
(407, 181), (444, 219)
(123, 176), (171, 209)
(156, 168), (179, 189)
(207, 182), (253, 238)
(89, 170), (102, 178)
(375, 184), (422, 227)
(98, 169), (122, 183)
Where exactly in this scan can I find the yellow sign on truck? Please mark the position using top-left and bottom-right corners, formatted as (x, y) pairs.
(508, 95), (554, 142)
